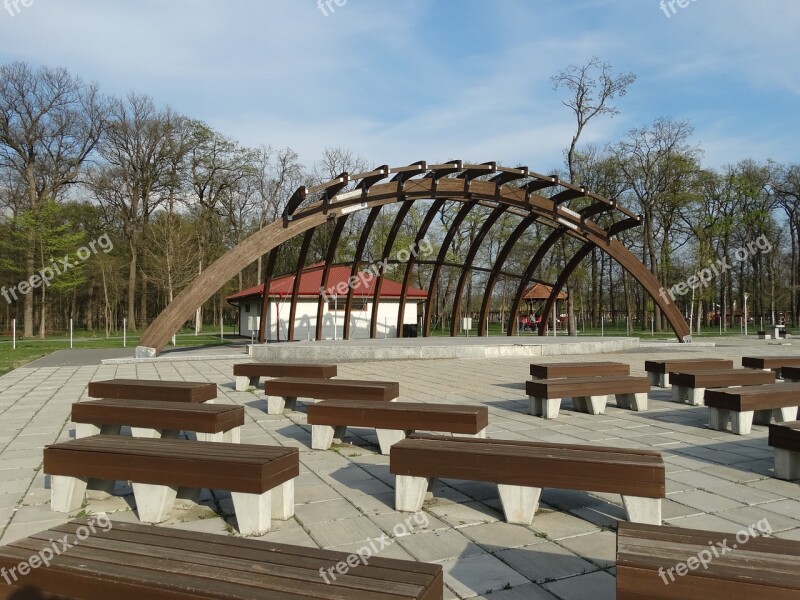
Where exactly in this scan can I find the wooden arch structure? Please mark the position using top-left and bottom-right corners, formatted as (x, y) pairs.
(139, 160), (691, 355)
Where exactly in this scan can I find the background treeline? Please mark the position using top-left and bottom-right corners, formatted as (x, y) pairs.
(0, 61), (797, 339)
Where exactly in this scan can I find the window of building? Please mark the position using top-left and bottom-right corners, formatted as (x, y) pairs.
(329, 298), (367, 311)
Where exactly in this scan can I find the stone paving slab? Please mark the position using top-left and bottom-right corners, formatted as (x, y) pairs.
(0, 338), (799, 597)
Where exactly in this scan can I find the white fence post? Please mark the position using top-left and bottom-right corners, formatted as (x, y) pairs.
(220, 316), (224, 342)
(123, 318), (127, 348)
(11, 318), (15, 350)
(69, 319), (73, 349)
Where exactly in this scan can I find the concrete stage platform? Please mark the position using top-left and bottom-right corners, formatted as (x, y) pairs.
(248, 335), (640, 362)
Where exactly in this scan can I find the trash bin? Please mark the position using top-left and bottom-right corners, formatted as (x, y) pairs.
(402, 324), (418, 338)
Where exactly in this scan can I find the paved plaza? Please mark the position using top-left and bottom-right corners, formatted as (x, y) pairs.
(0, 338), (799, 599)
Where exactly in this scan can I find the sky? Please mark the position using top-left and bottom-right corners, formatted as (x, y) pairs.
(1, 0), (798, 176)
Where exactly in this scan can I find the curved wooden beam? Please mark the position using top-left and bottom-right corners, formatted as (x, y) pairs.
(506, 227), (568, 335)
(478, 213), (537, 335)
(343, 206), (382, 340)
(537, 243), (594, 336)
(287, 228), (314, 341)
(257, 249), (278, 343)
(397, 198), (446, 337)
(371, 200), (414, 338)
(315, 217), (349, 340)
(450, 205), (506, 336)
(139, 162), (689, 354)
(423, 201), (477, 337)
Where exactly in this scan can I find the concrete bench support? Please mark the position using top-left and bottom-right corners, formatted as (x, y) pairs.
(775, 447), (800, 480)
(572, 395), (608, 415)
(616, 392), (648, 411)
(230, 480), (295, 536)
(622, 495), (662, 525)
(648, 372), (669, 388)
(311, 424), (348, 450)
(497, 484), (542, 525)
(395, 475), (429, 512)
(235, 375), (261, 391)
(132, 482), (179, 523)
(529, 396), (562, 419)
(672, 385), (705, 406)
(51, 475), (88, 513)
(267, 395), (297, 414)
(710, 406), (798, 435)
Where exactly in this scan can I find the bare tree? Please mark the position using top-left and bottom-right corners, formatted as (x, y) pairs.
(0, 62), (106, 336)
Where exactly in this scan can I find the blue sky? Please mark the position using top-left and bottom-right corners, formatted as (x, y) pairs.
(1, 0), (798, 174)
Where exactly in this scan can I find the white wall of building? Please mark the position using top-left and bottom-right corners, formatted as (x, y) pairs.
(236, 297), (421, 340)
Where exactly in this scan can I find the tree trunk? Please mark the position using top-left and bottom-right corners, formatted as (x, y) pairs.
(127, 241), (138, 330)
(139, 271), (148, 329)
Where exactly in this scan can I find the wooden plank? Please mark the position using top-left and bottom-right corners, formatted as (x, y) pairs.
(307, 401), (488, 434)
(780, 365), (800, 379)
(390, 437), (664, 497)
(743, 356), (800, 370)
(768, 421), (800, 450)
(526, 376), (649, 398)
(530, 362), (630, 379)
(644, 359), (732, 374)
(72, 400), (244, 433)
(43, 436), (298, 494)
(0, 519), (442, 600)
(88, 379), (217, 402)
(617, 522), (800, 599)
(705, 384), (800, 411)
(265, 378), (399, 401)
(668, 369), (775, 388)
(234, 363), (337, 378)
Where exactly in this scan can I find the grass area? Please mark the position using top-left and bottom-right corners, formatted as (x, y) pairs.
(431, 321), (768, 338)
(0, 326), (238, 376)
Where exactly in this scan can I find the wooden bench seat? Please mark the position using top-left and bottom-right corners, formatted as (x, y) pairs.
(88, 379), (217, 403)
(705, 383), (800, 435)
(768, 420), (800, 480)
(263, 377), (400, 415)
(390, 434), (665, 525)
(644, 358), (733, 387)
(233, 362), (337, 391)
(0, 519), (443, 600)
(669, 368), (775, 406)
(616, 521), (799, 599)
(43, 436), (298, 536)
(72, 399), (245, 443)
(779, 365), (800, 383)
(307, 400), (488, 454)
(525, 375), (650, 418)
(530, 361), (630, 380)
(742, 355), (800, 378)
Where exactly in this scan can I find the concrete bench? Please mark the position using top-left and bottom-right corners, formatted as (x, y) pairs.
(669, 368), (775, 405)
(644, 358), (733, 388)
(768, 420), (800, 480)
(88, 378), (217, 403)
(742, 356), (800, 379)
(263, 377), (399, 415)
(307, 400), (488, 454)
(530, 361), (630, 380)
(705, 383), (800, 435)
(43, 435), (298, 536)
(525, 375), (650, 418)
(0, 518), (444, 600)
(616, 521), (800, 599)
(233, 362), (337, 391)
(72, 398), (245, 443)
(390, 434), (665, 525)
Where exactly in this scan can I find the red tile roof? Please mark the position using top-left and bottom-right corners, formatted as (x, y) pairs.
(226, 263), (428, 303)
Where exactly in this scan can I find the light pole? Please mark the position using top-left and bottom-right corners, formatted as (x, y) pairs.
(715, 304), (722, 335)
(743, 293), (749, 337)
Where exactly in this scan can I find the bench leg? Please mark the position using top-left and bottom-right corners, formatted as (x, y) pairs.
(753, 409), (773, 426)
(311, 425), (347, 450)
(234, 375), (251, 391)
(271, 479), (295, 520)
(573, 395), (607, 415)
(530, 396), (561, 419)
(670, 385), (688, 404)
(129, 427), (179, 439)
(174, 487), (201, 509)
(617, 392), (648, 411)
(395, 475), (428, 512)
(622, 496), (661, 524)
(231, 490), (272, 536)
(774, 448), (800, 480)
(708, 407), (730, 431)
(731, 411), (754, 435)
(266, 396), (285, 414)
(75, 423), (120, 439)
(497, 484), (541, 525)
(376, 428), (410, 455)
(776, 406), (799, 422)
(132, 483), (178, 523)
(86, 477), (116, 500)
(51, 475), (87, 512)
(648, 372), (668, 388)
(198, 426), (241, 443)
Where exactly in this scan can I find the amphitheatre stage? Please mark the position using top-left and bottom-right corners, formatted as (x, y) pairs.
(247, 334), (640, 362)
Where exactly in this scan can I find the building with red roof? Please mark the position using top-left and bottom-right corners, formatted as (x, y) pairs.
(226, 263), (428, 340)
